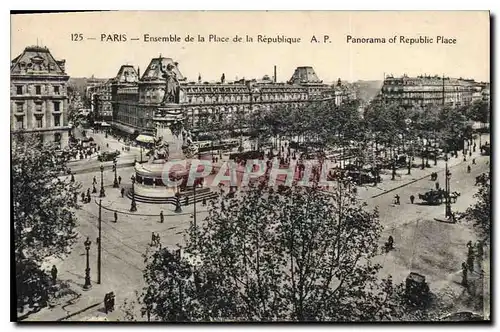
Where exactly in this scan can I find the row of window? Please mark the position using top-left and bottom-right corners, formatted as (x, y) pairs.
(14, 113), (62, 130)
(15, 101), (61, 113)
(14, 84), (63, 95)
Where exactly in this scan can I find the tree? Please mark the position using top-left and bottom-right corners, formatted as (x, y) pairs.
(462, 172), (491, 242)
(140, 181), (400, 321)
(12, 133), (81, 311)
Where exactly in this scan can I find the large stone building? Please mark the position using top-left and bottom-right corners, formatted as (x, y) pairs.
(10, 46), (70, 147)
(380, 74), (478, 107)
(108, 57), (351, 138)
(86, 79), (113, 122)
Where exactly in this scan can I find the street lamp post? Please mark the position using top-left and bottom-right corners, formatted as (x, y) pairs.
(130, 175), (137, 212)
(83, 237), (92, 290)
(113, 159), (119, 188)
(405, 120), (412, 175)
(391, 156), (396, 180)
(444, 153), (452, 218)
(174, 188), (182, 213)
(140, 146), (143, 164)
(99, 165), (106, 198)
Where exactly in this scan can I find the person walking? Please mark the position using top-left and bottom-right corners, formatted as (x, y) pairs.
(160, 210), (164, 224)
(114, 211), (118, 223)
(93, 176), (97, 185)
(467, 241), (474, 272)
(394, 194), (400, 205)
(462, 262), (468, 286)
(118, 176), (122, 185)
(410, 194), (415, 204)
(51, 265), (58, 284)
(120, 187), (125, 198)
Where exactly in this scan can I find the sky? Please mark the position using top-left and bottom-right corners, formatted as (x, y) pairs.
(10, 11), (490, 83)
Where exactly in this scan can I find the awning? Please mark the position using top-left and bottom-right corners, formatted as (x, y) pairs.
(101, 122), (111, 127)
(136, 134), (155, 144)
(111, 122), (137, 135)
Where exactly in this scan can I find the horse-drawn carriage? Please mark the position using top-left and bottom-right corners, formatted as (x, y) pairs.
(418, 189), (460, 205)
(419, 189), (445, 205)
(405, 272), (430, 306)
(480, 143), (490, 156)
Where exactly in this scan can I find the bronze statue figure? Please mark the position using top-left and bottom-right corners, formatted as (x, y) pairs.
(160, 62), (180, 104)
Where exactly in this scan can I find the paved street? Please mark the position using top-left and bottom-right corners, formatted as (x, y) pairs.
(25, 133), (490, 321)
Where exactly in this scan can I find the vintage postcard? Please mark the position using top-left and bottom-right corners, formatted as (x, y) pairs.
(11, 11), (491, 323)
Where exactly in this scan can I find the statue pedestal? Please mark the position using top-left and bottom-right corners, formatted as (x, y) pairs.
(155, 104), (185, 160)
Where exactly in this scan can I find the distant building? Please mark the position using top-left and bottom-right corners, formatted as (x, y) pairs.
(86, 79), (113, 122)
(108, 58), (351, 138)
(380, 74), (479, 108)
(10, 45), (70, 147)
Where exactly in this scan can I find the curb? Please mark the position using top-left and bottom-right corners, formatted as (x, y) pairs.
(93, 199), (209, 217)
(70, 162), (135, 175)
(56, 302), (102, 321)
(371, 159), (466, 199)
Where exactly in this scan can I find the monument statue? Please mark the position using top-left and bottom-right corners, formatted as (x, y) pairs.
(181, 129), (198, 159)
(160, 62), (180, 104)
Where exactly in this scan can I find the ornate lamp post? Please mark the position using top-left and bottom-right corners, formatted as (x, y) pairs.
(130, 175), (137, 212)
(444, 153), (452, 218)
(112, 159), (119, 188)
(174, 187), (182, 213)
(83, 237), (92, 290)
(99, 165), (106, 198)
(391, 156), (396, 180)
(405, 119), (412, 175)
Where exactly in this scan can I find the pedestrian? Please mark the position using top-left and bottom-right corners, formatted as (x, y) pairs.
(472, 158), (476, 165)
(51, 265), (58, 284)
(118, 176), (122, 185)
(93, 176), (97, 185)
(70, 174), (75, 183)
(106, 143), (109, 148)
(114, 211), (118, 223)
(462, 262), (468, 286)
(410, 194), (415, 204)
(151, 232), (155, 245)
(74, 192), (78, 203)
(435, 182), (440, 190)
(394, 194), (400, 205)
(387, 235), (394, 250)
(160, 210), (164, 223)
(87, 188), (91, 197)
(81, 192), (86, 202)
(120, 187), (125, 198)
(476, 240), (484, 258)
(469, 150), (472, 157)
(463, 156), (467, 162)
(467, 242), (474, 272)
(467, 165), (471, 173)
(202, 197), (207, 206)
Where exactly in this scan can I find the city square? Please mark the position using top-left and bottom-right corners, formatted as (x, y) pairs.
(11, 11), (491, 323)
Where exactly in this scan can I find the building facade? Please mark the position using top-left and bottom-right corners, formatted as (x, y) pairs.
(86, 78), (113, 121)
(108, 57), (351, 138)
(10, 46), (70, 147)
(380, 74), (477, 107)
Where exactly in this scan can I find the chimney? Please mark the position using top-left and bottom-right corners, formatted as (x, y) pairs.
(274, 65), (277, 83)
